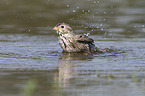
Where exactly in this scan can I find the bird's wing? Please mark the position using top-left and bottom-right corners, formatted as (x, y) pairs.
(74, 34), (94, 43)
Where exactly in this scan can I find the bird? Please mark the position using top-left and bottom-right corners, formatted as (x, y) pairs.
(53, 23), (104, 54)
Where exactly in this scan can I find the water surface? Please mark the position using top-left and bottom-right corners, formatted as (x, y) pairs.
(0, 0), (145, 96)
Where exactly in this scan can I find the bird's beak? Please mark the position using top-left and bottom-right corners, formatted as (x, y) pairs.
(53, 27), (59, 31)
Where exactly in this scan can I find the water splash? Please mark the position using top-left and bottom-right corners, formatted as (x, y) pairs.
(67, 4), (69, 7)
(73, 10), (76, 12)
(82, 10), (85, 12)
(77, 6), (79, 9)
(94, 1), (97, 3)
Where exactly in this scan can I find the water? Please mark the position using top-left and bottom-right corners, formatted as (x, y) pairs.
(0, 0), (145, 96)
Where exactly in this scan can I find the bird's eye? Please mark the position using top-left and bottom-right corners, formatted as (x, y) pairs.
(79, 35), (82, 38)
(61, 26), (64, 28)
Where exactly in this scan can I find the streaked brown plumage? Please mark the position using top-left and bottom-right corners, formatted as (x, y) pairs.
(53, 23), (103, 54)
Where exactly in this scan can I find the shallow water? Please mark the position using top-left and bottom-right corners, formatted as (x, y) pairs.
(0, 0), (145, 96)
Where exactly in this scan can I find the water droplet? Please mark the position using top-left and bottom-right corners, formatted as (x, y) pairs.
(100, 24), (103, 26)
(142, 25), (144, 27)
(101, 28), (104, 31)
(82, 10), (85, 12)
(104, 32), (107, 35)
(92, 14), (95, 18)
(97, 1), (100, 3)
(67, 11), (69, 13)
(29, 30), (30, 32)
(94, 1), (96, 3)
(67, 4), (69, 7)
(104, 12), (106, 14)
(73, 10), (76, 12)
(77, 6), (79, 9)
(88, 10), (90, 12)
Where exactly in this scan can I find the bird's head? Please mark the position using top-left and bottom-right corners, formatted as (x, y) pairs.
(53, 23), (73, 35)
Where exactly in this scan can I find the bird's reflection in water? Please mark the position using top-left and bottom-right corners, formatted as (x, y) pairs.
(57, 48), (125, 87)
(59, 51), (93, 60)
(58, 52), (93, 87)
